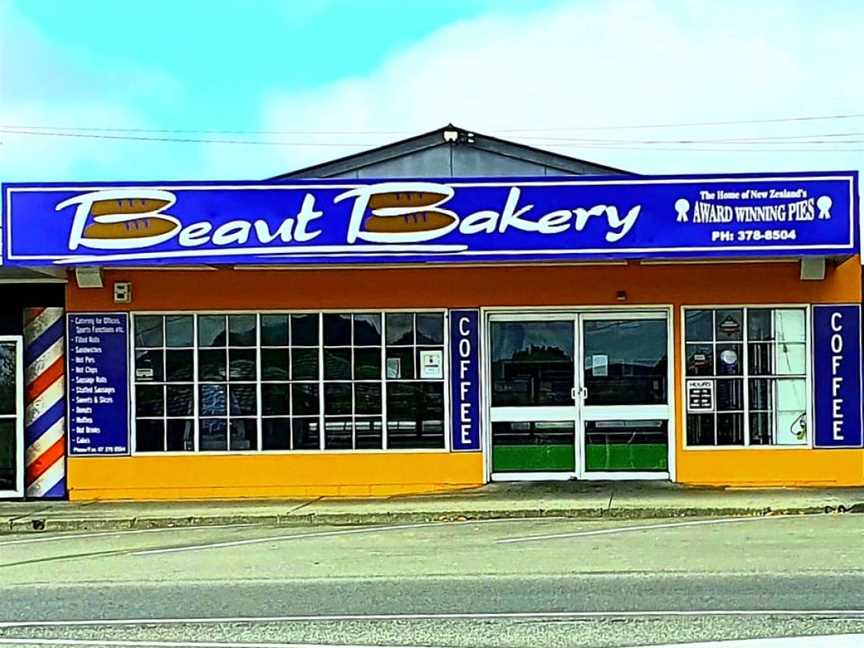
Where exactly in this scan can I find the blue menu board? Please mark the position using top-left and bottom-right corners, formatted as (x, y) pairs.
(67, 313), (130, 455)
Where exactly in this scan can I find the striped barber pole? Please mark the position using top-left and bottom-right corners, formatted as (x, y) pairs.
(23, 307), (67, 499)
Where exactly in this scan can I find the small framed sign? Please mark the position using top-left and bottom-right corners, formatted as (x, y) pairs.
(419, 349), (444, 379)
(386, 357), (401, 379)
(686, 379), (714, 412)
(591, 354), (608, 377)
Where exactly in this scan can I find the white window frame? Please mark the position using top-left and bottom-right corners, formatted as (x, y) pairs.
(0, 336), (24, 498)
(130, 309), (450, 455)
(681, 304), (813, 450)
(481, 305), (676, 482)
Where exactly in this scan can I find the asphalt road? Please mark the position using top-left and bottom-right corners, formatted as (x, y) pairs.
(1, 514), (864, 647)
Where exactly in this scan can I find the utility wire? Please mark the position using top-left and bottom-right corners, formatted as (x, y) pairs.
(1, 111), (864, 138)
(519, 132), (864, 144)
(2, 127), (863, 152)
(0, 128), (380, 147)
(533, 144), (864, 153)
(497, 112), (864, 132)
(0, 124), (409, 136)
(2, 119), (864, 155)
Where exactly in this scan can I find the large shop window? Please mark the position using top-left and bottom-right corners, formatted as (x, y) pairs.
(684, 307), (808, 447)
(133, 312), (446, 453)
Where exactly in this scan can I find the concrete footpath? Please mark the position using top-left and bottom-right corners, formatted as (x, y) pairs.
(2, 481), (864, 534)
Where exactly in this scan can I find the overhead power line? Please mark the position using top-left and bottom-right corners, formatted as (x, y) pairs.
(520, 132), (864, 144)
(497, 112), (864, 132)
(0, 128), (380, 147)
(2, 126), (863, 152)
(1, 111), (864, 138)
(1, 114), (864, 155)
(0, 124), (409, 136)
(538, 144), (864, 153)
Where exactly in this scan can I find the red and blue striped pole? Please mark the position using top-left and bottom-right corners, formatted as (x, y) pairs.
(23, 307), (67, 499)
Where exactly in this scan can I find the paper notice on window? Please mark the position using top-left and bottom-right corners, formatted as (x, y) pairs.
(420, 350), (443, 379)
(686, 379), (714, 412)
(386, 357), (401, 379)
(591, 354), (608, 377)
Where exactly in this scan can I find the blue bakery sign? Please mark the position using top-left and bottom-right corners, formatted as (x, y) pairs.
(1, 171), (857, 266)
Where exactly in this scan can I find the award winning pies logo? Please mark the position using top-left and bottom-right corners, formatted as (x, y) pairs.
(672, 188), (833, 224)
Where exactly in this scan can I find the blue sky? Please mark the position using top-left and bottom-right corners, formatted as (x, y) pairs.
(8, 0), (548, 130)
(0, 0), (861, 181)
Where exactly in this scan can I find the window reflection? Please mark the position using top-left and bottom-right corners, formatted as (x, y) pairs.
(582, 319), (667, 406)
(685, 307), (808, 447)
(134, 311), (445, 454)
(490, 321), (574, 407)
(584, 419), (668, 471)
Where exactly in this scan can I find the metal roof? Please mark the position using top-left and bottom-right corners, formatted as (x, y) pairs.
(271, 124), (632, 179)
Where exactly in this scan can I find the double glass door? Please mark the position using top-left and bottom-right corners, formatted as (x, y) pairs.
(488, 311), (670, 479)
(0, 338), (23, 498)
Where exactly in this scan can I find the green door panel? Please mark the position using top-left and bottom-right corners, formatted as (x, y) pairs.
(585, 442), (668, 472)
(492, 444), (575, 472)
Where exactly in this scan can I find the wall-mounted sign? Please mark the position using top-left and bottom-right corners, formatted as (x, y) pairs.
(386, 357), (401, 379)
(67, 313), (130, 455)
(591, 354), (608, 377)
(718, 316), (741, 338)
(813, 305), (863, 448)
(686, 379), (714, 412)
(1, 172), (856, 266)
(419, 349), (444, 379)
(450, 310), (480, 452)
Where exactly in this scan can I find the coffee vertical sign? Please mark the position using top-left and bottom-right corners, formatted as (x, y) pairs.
(450, 310), (480, 451)
(813, 305), (863, 448)
(67, 313), (130, 455)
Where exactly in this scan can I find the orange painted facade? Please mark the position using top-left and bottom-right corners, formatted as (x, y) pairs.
(67, 452), (484, 500)
(65, 257), (864, 500)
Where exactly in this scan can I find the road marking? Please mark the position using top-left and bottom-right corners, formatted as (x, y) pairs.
(4, 609), (864, 629)
(497, 514), (789, 544)
(0, 524), (263, 547)
(130, 517), (557, 557)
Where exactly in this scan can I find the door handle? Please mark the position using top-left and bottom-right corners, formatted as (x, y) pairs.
(571, 387), (588, 401)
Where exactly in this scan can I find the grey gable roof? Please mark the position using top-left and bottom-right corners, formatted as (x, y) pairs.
(271, 124), (633, 179)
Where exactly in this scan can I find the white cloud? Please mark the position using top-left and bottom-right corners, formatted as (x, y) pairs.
(230, 0), (864, 177)
(2, 1), (861, 181)
(0, 102), (151, 181)
(0, 3), (176, 182)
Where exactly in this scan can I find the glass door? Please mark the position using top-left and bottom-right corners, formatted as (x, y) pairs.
(0, 337), (23, 498)
(488, 315), (577, 477)
(579, 312), (671, 478)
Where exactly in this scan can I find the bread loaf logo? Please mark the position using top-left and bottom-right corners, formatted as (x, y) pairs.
(56, 189), (180, 250)
(335, 182), (460, 243)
